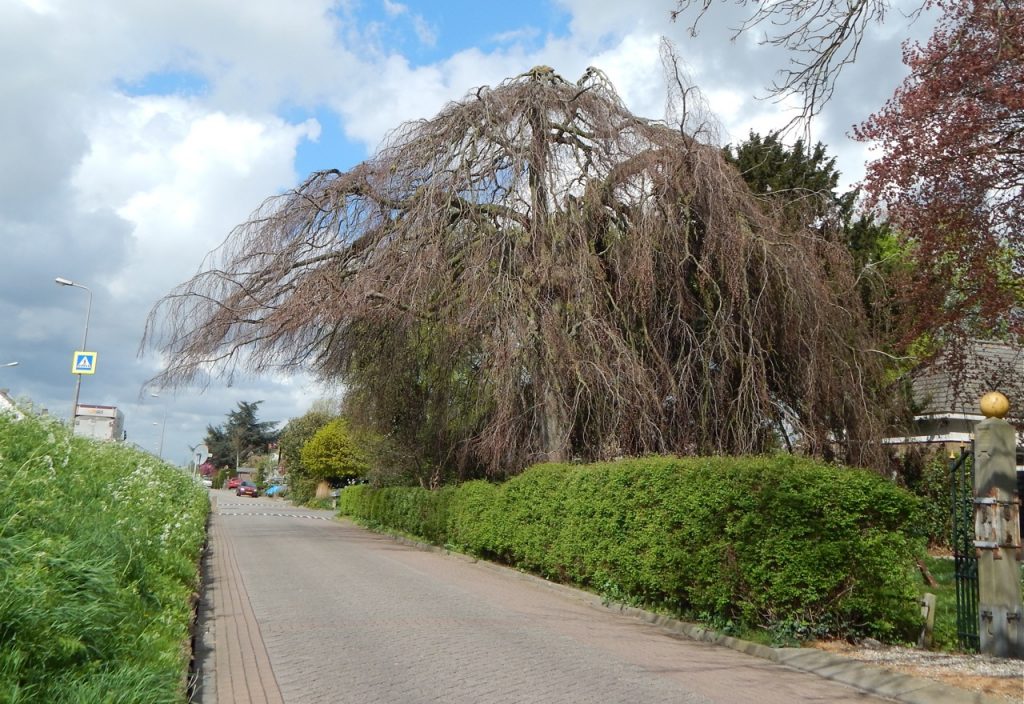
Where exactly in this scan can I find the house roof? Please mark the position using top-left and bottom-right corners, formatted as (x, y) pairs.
(912, 341), (1023, 416)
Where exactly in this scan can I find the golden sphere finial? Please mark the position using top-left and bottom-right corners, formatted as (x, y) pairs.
(979, 391), (1010, 419)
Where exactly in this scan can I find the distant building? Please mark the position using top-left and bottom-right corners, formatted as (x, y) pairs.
(73, 404), (125, 442)
(0, 388), (23, 420)
(885, 341), (1023, 469)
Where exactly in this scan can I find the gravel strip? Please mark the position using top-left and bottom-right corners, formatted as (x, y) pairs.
(812, 642), (1024, 702)
(839, 646), (1023, 678)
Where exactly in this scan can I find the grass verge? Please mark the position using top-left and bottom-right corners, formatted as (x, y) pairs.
(1, 412), (209, 703)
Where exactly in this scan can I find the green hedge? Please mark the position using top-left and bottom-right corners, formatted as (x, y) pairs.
(0, 412), (209, 703)
(339, 484), (455, 545)
(340, 455), (923, 642)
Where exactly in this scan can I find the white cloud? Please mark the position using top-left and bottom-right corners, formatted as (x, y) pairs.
(412, 15), (438, 46)
(383, 0), (407, 17)
(73, 94), (319, 303)
(589, 33), (665, 119)
(492, 27), (541, 44)
(17, 0), (58, 15)
(1, 0), (935, 461)
(554, 0), (665, 40)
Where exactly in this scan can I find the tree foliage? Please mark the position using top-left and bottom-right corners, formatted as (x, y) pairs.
(146, 67), (892, 477)
(671, 1), (1021, 344)
(723, 131), (904, 340)
(724, 131), (854, 230)
(203, 401), (278, 469)
(300, 419), (368, 483)
(855, 0), (1023, 345)
(278, 407), (335, 476)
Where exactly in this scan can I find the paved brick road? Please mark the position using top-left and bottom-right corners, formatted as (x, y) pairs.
(198, 491), (896, 704)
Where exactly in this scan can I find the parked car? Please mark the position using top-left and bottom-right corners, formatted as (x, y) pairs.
(201, 477), (213, 488)
(226, 476), (242, 490)
(236, 480), (259, 497)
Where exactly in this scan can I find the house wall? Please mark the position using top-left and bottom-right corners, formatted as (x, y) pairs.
(0, 390), (24, 420)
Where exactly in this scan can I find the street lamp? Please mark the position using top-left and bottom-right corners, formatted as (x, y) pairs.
(55, 277), (93, 424)
(150, 423), (164, 457)
(1, 362), (17, 368)
(150, 392), (167, 460)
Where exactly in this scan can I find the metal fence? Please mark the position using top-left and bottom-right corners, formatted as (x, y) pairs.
(950, 446), (979, 651)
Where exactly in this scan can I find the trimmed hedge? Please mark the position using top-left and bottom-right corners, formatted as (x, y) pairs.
(340, 455), (923, 642)
(339, 485), (455, 545)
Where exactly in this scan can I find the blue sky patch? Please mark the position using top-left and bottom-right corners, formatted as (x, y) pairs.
(287, 106), (368, 177)
(117, 69), (209, 98)
(348, 0), (571, 67)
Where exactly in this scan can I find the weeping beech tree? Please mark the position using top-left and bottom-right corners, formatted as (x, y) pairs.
(144, 66), (892, 479)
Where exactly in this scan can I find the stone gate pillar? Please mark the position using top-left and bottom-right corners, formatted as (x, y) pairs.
(973, 391), (1023, 658)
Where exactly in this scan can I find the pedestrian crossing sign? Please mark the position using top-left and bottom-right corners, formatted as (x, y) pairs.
(72, 351), (97, 375)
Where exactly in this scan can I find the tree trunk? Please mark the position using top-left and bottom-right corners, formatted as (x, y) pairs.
(541, 382), (567, 462)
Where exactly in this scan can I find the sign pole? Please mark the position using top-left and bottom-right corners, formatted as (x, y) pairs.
(57, 277), (93, 426)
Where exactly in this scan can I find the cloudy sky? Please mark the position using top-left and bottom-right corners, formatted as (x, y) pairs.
(0, 0), (932, 466)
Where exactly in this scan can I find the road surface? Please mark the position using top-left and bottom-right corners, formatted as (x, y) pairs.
(196, 491), (894, 704)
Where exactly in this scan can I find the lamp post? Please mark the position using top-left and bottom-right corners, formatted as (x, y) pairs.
(1, 362), (17, 368)
(150, 423), (164, 457)
(55, 277), (92, 425)
(150, 392), (167, 460)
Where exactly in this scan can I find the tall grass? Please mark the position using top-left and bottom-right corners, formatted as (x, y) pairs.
(0, 411), (208, 703)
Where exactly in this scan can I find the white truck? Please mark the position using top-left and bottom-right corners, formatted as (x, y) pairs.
(73, 404), (125, 442)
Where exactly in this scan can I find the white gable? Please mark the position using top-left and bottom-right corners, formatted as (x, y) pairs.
(0, 390), (24, 420)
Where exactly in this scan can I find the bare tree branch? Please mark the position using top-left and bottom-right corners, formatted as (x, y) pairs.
(671, 0), (896, 129)
(144, 66), (893, 477)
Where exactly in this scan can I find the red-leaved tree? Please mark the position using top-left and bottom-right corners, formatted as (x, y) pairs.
(855, 0), (1023, 345)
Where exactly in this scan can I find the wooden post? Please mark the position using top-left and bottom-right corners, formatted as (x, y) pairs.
(918, 592), (937, 649)
(919, 592), (936, 648)
(973, 391), (1023, 659)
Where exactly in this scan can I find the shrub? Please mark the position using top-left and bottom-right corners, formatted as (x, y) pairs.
(300, 418), (368, 483)
(341, 454), (923, 642)
(0, 413), (208, 702)
(288, 474), (319, 505)
(445, 480), (501, 556)
(894, 447), (953, 547)
(212, 468), (229, 489)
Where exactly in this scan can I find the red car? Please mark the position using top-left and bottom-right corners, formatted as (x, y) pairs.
(226, 476), (242, 490)
(236, 480), (259, 497)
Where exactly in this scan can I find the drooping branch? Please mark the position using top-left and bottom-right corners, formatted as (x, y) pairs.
(145, 66), (893, 477)
(671, 0), (895, 128)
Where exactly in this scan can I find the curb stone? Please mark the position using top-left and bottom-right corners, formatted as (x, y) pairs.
(340, 517), (1010, 704)
(192, 537), (216, 703)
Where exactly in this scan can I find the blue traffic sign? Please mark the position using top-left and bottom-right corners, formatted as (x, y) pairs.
(72, 351), (97, 375)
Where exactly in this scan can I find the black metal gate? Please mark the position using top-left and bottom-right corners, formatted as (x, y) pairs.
(950, 446), (979, 651)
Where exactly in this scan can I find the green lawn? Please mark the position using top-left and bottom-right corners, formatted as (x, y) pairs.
(921, 557), (959, 650)
(921, 556), (1024, 652)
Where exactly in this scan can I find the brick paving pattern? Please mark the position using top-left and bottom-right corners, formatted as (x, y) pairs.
(206, 502), (284, 703)
(199, 491), (896, 704)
